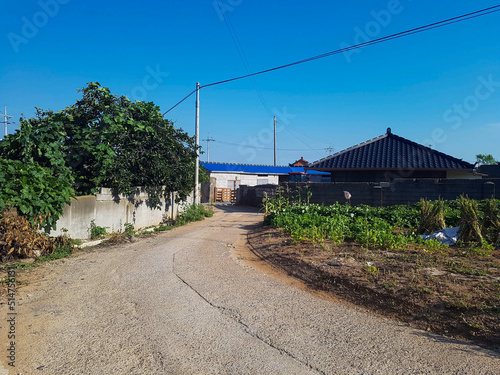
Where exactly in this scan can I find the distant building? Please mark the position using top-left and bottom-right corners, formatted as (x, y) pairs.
(290, 157), (308, 167)
(200, 162), (330, 202)
(308, 128), (477, 182)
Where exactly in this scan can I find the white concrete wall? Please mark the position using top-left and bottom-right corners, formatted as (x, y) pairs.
(49, 188), (194, 239)
(210, 172), (279, 188)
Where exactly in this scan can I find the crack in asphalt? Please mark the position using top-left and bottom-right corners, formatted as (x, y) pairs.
(172, 250), (326, 375)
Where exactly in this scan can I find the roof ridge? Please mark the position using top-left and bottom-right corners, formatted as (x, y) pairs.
(310, 133), (388, 166)
(387, 133), (473, 167)
(309, 130), (474, 169)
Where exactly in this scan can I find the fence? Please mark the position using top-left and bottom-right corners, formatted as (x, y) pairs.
(237, 179), (498, 207)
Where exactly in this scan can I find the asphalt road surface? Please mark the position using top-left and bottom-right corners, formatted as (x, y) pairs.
(2, 206), (499, 374)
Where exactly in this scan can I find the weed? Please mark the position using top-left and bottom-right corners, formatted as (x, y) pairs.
(0, 262), (38, 270)
(124, 222), (134, 236)
(35, 245), (74, 262)
(175, 204), (213, 226)
(89, 220), (107, 240)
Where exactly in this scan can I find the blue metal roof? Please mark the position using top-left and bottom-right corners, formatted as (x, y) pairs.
(201, 162), (330, 175)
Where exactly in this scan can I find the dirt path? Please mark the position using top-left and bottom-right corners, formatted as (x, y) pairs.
(1, 206), (499, 374)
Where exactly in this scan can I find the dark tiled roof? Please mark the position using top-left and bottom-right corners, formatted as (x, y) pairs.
(310, 129), (474, 170)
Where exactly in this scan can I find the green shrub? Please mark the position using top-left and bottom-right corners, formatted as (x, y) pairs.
(89, 220), (107, 240)
(175, 204), (213, 226)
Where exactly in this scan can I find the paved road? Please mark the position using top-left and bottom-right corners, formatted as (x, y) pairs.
(3, 206), (499, 374)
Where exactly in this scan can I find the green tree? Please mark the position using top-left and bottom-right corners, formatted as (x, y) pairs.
(0, 109), (75, 228)
(476, 154), (498, 165)
(62, 83), (199, 206)
(1, 82), (200, 213)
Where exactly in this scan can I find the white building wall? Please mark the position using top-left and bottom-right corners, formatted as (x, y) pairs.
(210, 172), (279, 188)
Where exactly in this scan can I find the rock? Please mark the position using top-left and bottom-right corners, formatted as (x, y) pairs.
(422, 267), (447, 276)
(327, 258), (343, 267)
(19, 258), (35, 264)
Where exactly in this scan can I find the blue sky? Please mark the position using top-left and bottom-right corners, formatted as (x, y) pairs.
(1, 0), (499, 166)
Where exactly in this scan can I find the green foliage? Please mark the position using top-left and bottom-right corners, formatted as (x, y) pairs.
(476, 153), (498, 165)
(35, 245), (74, 262)
(0, 108), (75, 228)
(175, 204), (213, 226)
(0, 83), (200, 219)
(62, 83), (199, 205)
(0, 159), (74, 229)
(124, 222), (134, 236)
(422, 238), (449, 253)
(263, 192), (500, 250)
(89, 220), (108, 240)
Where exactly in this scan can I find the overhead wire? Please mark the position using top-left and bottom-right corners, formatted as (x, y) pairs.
(214, 0), (329, 155)
(163, 4), (500, 115)
(215, 0), (275, 119)
(201, 5), (500, 88)
(214, 139), (324, 151)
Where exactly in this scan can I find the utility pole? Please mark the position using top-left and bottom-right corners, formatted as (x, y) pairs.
(202, 132), (215, 162)
(0, 106), (13, 139)
(194, 82), (200, 204)
(325, 144), (334, 155)
(273, 115), (277, 166)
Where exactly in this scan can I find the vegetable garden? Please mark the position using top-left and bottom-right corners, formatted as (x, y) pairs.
(252, 187), (500, 346)
(263, 187), (500, 251)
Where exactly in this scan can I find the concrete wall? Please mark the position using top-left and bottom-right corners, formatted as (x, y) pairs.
(237, 184), (278, 207)
(237, 179), (499, 207)
(201, 177), (216, 203)
(49, 188), (194, 239)
(446, 170), (482, 179)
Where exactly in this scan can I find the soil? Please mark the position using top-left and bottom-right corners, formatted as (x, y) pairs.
(247, 224), (500, 350)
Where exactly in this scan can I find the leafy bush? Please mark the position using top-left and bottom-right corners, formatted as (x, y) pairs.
(263, 192), (500, 250)
(0, 158), (74, 229)
(175, 204), (213, 226)
(89, 220), (108, 240)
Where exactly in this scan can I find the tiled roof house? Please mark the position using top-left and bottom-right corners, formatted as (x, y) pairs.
(308, 128), (476, 182)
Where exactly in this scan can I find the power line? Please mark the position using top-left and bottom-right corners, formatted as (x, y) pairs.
(215, 0), (275, 119)
(163, 5), (500, 115)
(282, 127), (324, 157)
(214, 139), (324, 151)
(201, 5), (500, 88)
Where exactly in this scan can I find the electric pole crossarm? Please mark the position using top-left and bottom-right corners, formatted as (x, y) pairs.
(202, 133), (215, 163)
(0, 106), (14, 139)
